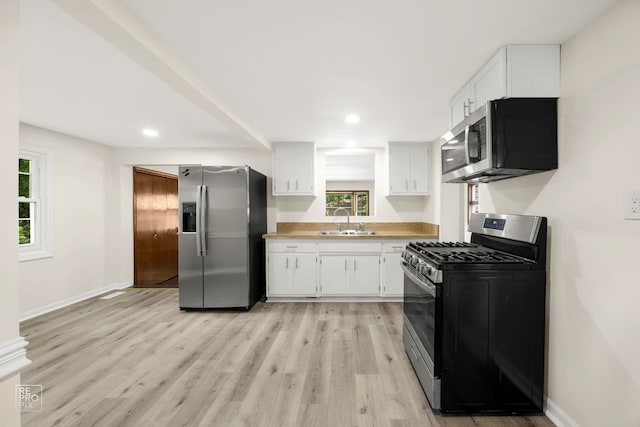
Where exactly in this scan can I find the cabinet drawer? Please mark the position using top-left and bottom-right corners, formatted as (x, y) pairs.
(382, 242), (410, 253)
(269, 242), (317, 253)
(318, 242), (382, 253)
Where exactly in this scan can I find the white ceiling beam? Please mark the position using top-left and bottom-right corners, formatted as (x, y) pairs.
(51, 0), (271, 151)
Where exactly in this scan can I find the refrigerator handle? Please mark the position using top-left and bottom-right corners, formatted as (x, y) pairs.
(196, 185), (203, 256)
(200, 185), (208, 256)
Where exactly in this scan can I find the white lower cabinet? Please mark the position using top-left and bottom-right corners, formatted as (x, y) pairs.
(267, 241), (317, 297)
(266, 239), (433, 299)
(319, 255), (380, 296)
(381, 242), (412, 296)
(268, 253), (317, 296)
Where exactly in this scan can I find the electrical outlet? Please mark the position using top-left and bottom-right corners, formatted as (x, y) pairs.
(624, 192), (640, 220)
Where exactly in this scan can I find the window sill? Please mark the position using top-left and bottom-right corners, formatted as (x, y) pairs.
(19, 247), (53, 262)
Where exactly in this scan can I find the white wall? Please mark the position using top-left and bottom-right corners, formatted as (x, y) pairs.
(277, 147), (437, 224)
(0, 0), (22, 424)
(19, 124), (122, 316)
(478, 2), (640, 426)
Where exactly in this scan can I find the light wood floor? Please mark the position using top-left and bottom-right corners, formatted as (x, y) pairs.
(20, 289), (554, 427)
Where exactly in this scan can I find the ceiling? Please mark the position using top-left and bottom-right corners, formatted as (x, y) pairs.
(20, 0), (617, 150)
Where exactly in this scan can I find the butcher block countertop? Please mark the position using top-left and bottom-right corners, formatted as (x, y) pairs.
(263, 222), (439, 240)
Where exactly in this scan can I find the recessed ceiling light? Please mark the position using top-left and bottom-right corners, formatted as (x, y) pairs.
(142, 128), (159, 138)
(345, 114), (360, 124)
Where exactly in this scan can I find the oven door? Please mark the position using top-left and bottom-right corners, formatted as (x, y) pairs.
(402, 262), (441, 376)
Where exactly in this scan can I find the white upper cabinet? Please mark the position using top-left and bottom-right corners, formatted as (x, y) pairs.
(449, 44), (560, 128)
(388, 142), (430, 196)
(272, 142), (315, 196)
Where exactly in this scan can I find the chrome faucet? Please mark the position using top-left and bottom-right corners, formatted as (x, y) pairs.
(333, 207), (351, 231)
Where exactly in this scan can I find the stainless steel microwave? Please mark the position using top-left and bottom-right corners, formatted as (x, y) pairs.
(441, 98), (558, 183)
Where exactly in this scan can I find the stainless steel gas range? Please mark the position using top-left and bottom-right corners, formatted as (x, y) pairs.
(402, 213), (547, 414)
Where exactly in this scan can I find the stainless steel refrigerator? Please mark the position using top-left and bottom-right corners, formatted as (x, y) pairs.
(178, 165), (267, 310)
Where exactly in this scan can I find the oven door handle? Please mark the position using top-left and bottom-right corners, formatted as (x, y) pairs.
(401, 262), (436, 297)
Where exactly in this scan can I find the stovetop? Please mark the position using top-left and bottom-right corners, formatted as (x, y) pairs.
(408, 241), (532, 265)
(402, 241), (539, 284)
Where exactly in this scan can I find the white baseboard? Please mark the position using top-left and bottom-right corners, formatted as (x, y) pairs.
(0, 337), (31, 383)
(546, 396), (580, 427)
(266, 297), (403, 303)
(19, 281), (133, 322)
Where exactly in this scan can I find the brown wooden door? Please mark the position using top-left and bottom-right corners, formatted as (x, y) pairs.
(133, 167), (179, 287)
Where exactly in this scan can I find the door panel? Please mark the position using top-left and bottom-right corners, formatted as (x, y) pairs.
(134, 170), (154, 286)
(350, 255), (380, 295)
(179, 166), (203, 308)
(134, 168), (179, 287)
(293, 254), (316, 295)
(202, 167), (249, 308)
(268, 253), (291, 295)
(320, 255), (349, 295)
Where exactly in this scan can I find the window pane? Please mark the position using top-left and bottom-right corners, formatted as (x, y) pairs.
(19, 158), (30, 173)
(356, 192), (369, 216)
(19, 173), (30, 198)
(19, 202), (30, 219)
(19, 220), (31, 245)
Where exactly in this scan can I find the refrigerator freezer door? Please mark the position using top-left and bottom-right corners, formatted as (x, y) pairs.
(202, 166), (250, 308)
(178, 166), (204, 308)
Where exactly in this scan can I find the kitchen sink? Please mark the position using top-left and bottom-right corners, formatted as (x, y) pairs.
(319, 230), (378, 236)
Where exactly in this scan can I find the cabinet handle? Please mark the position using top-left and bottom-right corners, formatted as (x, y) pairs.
(287, 180), (290, 191)
(353, 259), (356, 271)
(405, 180), (408, 191)
(468, 98), (474, 112)
(295, 257), (298, 269)
(414, 180), (417, 191)
(344, 259), (347, 272)
(296, 179), (299, 190)
(286, 258), (289, 269)
(463, 101), (468, 117)
(286, 245), (298, 249)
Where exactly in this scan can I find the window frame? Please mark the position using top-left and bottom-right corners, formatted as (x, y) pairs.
(19, 146), (53, 262)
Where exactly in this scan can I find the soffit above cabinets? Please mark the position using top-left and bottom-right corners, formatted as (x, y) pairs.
(20, 0), (617, 149)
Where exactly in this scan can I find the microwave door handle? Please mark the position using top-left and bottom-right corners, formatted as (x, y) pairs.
(464, 125), (471, 164)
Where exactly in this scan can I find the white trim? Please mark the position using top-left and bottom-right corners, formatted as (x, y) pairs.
(0, 337), (31, 383)
(266, 297), (403, 303)
(19, 281), (133, 322)
(545, 396), (581, 427)
(19, 145), (54, 262)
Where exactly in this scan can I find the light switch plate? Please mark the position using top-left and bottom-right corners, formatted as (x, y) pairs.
(624, 191), (640, 220)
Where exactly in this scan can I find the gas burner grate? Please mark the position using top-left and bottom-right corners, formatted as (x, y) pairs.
(414, 241), (477, 249)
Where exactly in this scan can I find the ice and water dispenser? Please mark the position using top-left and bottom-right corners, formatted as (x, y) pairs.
(182, 202), (197, 233)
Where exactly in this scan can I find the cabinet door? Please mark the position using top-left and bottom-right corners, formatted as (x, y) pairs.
(388, 145), (411, 194)
(470, 47), (506, 113)
(272, 145), (294, 195)
(273, 142), (315, 195)
(320, 256), (350, 295)
(410, 144), (430, 195)
(291, 143), (314, 194)
(382, 252), (404, 296)
(268, 253), (292, 295)
(292, 253), (317, 296)
(450, 84), (471, 128)
(350, 255), (380, 296)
